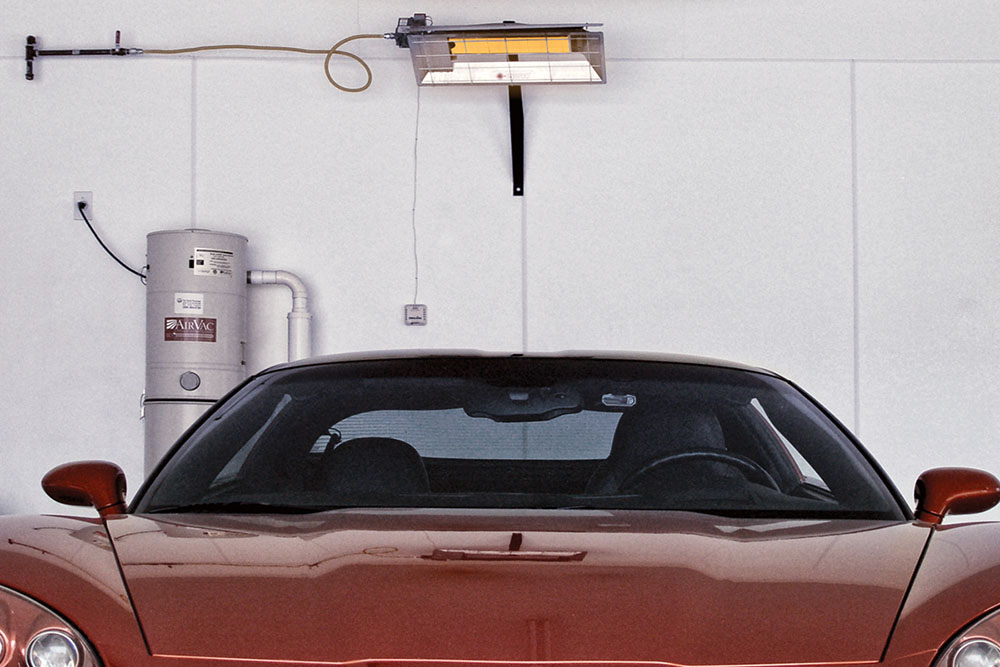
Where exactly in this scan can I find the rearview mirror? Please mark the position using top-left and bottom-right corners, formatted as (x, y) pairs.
(914, 467), (1000, 525)
(42, 460), (127, 518)
(464, 385), (583, 422)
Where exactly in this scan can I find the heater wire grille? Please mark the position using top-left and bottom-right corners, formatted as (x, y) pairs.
(407, 30), (605, 86)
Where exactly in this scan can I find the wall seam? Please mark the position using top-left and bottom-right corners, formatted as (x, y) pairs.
(190, 58), (198, 229)
(5, 55), (1000, 64)
(608, 57), (1000, 64)
(851, 60), (861, 437)
(521, 195), (529, 353)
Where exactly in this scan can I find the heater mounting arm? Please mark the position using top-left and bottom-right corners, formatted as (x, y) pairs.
(509, 85), (525, 197)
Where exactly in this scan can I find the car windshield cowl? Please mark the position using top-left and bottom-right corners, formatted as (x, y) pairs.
(133, 357), (908, 521)
(143, 501), (336, 515)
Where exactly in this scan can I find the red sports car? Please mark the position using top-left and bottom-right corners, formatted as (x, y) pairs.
(3, 353), (1000, 667)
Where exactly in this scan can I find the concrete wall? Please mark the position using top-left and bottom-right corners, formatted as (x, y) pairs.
(1, 1), (998, 517)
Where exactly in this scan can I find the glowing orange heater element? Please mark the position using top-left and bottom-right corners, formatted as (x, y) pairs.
(392, 14), (605, 86)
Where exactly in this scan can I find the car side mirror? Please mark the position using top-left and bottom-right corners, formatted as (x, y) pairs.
(42, 460), (127, 517)
(914, 467), (1000, 525)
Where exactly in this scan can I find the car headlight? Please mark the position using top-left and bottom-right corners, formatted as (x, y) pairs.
(27, 630), (81, 667)
(953, 640), (1000, 667)
(0, 584), (100, 666)
(935, 607), (1000, 667)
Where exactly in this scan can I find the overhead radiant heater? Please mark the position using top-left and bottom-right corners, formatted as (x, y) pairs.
(390, 14), (605, 86)
(392, 14), (605, 196)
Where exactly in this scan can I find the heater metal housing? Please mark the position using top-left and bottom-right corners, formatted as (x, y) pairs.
(395, 15), (605, 86)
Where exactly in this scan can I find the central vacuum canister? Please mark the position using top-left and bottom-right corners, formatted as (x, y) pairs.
(144, 229), (248, 475)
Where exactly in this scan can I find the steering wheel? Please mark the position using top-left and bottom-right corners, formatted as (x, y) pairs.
(620, 448), (780, 492)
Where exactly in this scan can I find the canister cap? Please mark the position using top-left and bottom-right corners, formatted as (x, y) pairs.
(179, 371), (202, 391)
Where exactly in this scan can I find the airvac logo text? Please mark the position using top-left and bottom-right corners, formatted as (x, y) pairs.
(164, 317), (217, 343)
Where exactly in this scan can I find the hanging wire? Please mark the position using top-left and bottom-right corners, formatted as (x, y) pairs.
(144, 33), (385, 92)
(411, 85), (422, 303)
(77, 202), (147, 282)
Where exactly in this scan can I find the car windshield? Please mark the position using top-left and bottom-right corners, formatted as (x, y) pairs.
(134, 357), (905, 520)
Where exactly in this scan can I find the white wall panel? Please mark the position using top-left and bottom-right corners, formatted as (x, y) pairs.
(526, 61), (857, 420)
(682, 1), (1000, 61)
(0, 57), (192, 513)
(856, 63), (1000, 501)
(193, 58), (524, 372)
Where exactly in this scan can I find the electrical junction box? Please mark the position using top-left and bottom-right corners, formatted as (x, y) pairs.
(405, 304), (427, 326)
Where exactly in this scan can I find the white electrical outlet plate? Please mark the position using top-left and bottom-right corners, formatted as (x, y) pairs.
(404, 304), (428, 326)
(73, 191), (93, 220)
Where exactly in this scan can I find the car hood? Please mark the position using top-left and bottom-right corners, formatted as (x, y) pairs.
(108, 510), (928, 665)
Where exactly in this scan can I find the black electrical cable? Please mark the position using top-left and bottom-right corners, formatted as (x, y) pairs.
(77, 201), (147, 281)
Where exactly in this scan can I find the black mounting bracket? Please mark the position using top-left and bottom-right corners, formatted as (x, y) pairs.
(25, 32), (141, 81)
(509, 85), (524, 197)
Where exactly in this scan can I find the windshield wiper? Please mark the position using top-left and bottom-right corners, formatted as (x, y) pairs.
(143, 501), (331, 515)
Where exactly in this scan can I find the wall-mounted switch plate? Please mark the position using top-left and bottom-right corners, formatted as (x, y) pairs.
(404, 304), (427, 326)
(73, 191), (93, 220)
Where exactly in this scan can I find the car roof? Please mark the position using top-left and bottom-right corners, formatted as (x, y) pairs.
(259, 350), (780, 378)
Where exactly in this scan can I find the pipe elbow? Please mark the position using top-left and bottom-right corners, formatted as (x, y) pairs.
(274, 271), (308, 302)
(248, 270), (308, 308)
(247, 268), (313, 361)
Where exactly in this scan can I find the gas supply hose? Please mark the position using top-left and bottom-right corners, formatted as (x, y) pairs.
(144, 33), (386, 92)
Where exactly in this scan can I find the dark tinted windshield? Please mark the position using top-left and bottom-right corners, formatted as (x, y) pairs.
(135, 357), (905, 519)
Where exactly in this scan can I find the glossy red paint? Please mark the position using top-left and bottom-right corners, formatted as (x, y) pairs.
(41, 460), (127, 517)
(914, 467), (1000, 525)
(105, 511), (930, 665)
(0, 514), (151, 665)
(3, 509), (1000, 667)
(884, 520), (1000, 664)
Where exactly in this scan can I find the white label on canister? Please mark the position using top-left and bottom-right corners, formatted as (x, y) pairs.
(174, 292), (205, 314)
(192, 248), (234, 277)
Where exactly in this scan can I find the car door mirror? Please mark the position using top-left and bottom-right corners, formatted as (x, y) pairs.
(914, 467), (1000, 525)
(42, 460), (127, 517)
